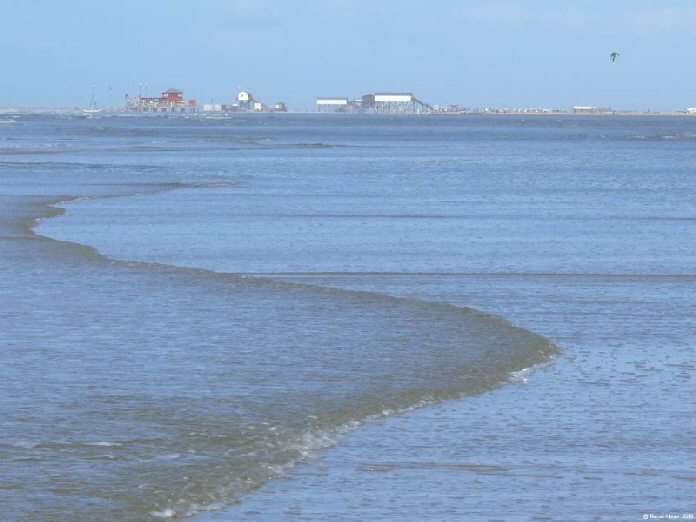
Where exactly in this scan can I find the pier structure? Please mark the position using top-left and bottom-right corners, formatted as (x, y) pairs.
(315, 92), (433, 114)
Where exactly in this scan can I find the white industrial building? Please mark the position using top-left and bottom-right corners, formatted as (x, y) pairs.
(316, 97), (350, 112)
(316, 92), (433, 114)
(369, 92), (432, 113)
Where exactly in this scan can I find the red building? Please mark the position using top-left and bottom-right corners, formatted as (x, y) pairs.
(162, 88), (184, 102)
(128, 87), (197, 113)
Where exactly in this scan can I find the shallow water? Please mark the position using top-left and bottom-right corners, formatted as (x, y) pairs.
(2, 113), (694, 520)
(219, 271), (693, 521)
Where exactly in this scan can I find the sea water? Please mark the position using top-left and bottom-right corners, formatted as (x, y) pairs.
(1, 113), (694, 521)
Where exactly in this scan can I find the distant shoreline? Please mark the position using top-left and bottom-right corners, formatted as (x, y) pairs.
(1, 106), (694, 117)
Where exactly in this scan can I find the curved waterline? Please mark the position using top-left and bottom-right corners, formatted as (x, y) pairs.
(6, 183), (560, 520)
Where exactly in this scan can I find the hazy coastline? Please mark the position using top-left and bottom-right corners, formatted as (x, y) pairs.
(2, 106), (696, 117)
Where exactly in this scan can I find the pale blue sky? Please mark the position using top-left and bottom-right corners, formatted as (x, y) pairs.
(1, 0), (694, 110)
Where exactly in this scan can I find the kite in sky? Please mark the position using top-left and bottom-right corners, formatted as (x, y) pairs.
(609, 52), (620, 64)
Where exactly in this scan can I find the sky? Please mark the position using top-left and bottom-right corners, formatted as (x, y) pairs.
(1, 0), (695, 111)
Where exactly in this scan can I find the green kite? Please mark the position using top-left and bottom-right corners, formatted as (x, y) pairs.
(609, 52), (620, 64)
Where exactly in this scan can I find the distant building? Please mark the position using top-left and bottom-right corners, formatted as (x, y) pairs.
(686, 108), (696, 114)
(316, 97), (350, 112)
(200, 93), (284, 114)
(162, 88), (184, 102)
(316, 91), (433, 113)
(235, 90), (277, 112)
(372, 92), (433, 113)
(237, 91), (254, 111)
(128, 87), (197, 113)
